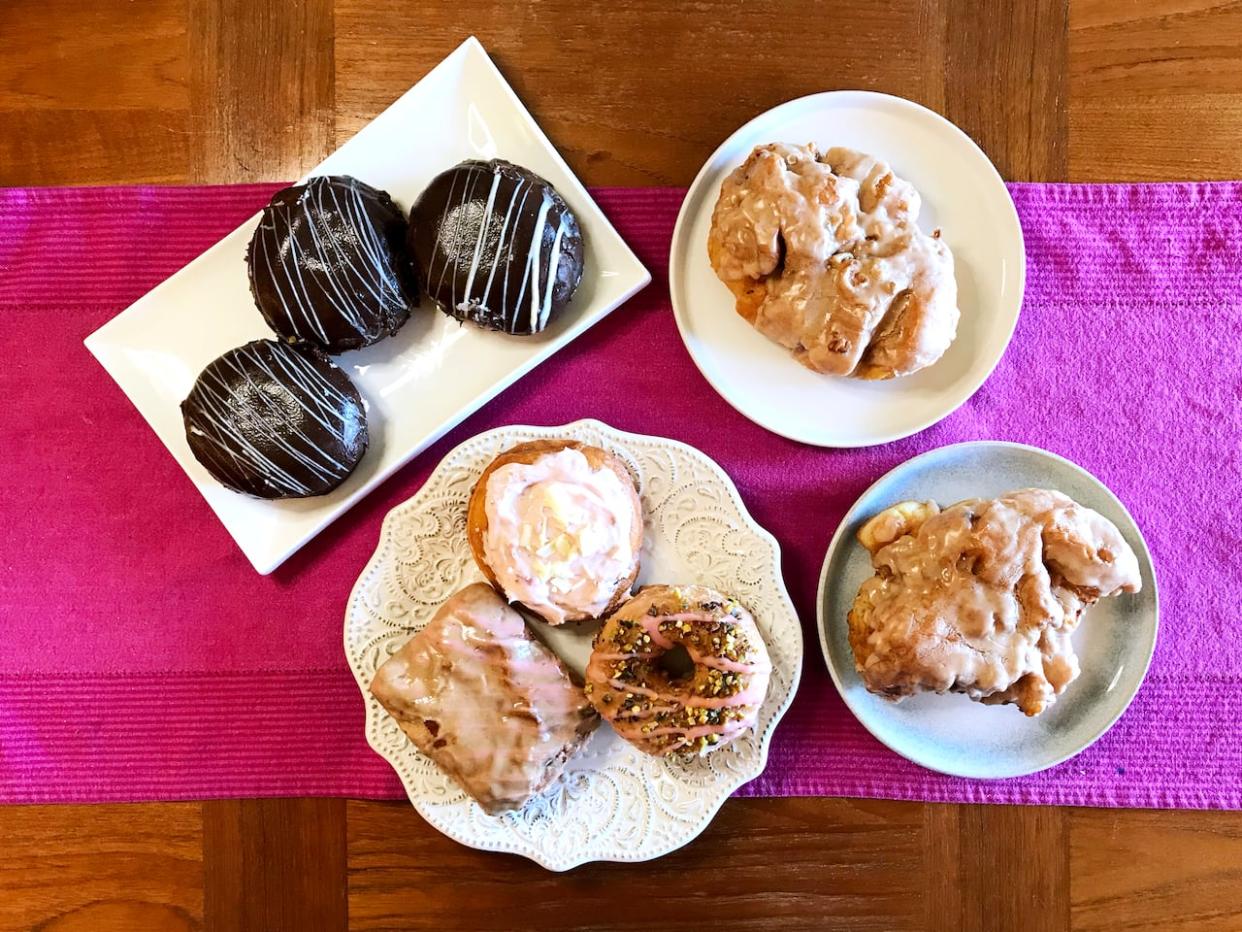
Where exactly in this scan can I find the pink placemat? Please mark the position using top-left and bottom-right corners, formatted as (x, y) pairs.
(1, 183), (1239, 808)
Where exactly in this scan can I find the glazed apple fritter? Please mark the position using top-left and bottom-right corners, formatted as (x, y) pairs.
(847, 489), (1141, 716)
(708, 143), (959, 379)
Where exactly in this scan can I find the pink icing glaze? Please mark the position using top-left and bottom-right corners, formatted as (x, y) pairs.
(601, 644), (771, 678)
(607, 678), (769, 709)
(369, 583), (598, 814)
(585, 585), (772, 756)
(482, 448), (637, 625)
(638, 613), (772, 674)
(639, 721), (752, 740)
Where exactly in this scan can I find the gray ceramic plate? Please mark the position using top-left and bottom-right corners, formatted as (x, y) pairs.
(817, 442), (1159, 779)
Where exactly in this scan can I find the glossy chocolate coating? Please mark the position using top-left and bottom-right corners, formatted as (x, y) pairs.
(408, 160), (584, 335)
(247, 175), (417, 354)
(181, 340), (368, 499)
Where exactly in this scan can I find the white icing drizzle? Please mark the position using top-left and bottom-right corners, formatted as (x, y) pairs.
(432, 167), (470, 301)
(498, 180), (534, 325)
(480, 176), (528, 311)
(541, 220), (568, 331)
(519, 195), (554, 333)
(253, 177), (407, 348)
(184, 341), (364, 497)
(459, 170), (501, 306)
(425, 161), (570, 333)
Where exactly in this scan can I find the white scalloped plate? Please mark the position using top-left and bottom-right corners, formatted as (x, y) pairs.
(344, 419), (803, 870)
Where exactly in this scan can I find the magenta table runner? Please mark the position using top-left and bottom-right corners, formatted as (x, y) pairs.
(1, 183), (1239, 808)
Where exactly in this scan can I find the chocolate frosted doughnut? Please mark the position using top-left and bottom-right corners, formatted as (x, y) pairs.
(408, 159), (584, 335)
(247, 175), (417, 354)
(585, 585), (772, 756)
(181, 339), (368, 499)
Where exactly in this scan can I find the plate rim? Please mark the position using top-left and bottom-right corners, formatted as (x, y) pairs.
(82, 36), (651, 576)
(343, 417), (804, 870)
(814, 439), (1160, 779)
(667, 89), (1027, 448)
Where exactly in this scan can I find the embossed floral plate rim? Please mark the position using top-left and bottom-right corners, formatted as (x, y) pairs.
(344, 418), (803, 870)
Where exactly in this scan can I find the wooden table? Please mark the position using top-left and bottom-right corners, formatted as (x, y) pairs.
(3, 1), (1241, 929)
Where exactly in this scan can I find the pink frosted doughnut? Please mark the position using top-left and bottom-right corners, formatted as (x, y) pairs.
(585, 585), (772, 756)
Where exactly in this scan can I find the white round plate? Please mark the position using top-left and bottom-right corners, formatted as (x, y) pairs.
(345, 419), (802, 870)
(669, 91), (1025, 448)
(817, 442), (1158, 779)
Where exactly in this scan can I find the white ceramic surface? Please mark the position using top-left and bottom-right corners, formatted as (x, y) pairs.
(669, 91), (1024, 448)
(817, 442), (1158, 779)
(84, 37), (650, 574)
(344, 420), (803, 870)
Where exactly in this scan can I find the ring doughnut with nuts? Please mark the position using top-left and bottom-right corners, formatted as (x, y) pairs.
(585, 585), (772, 755)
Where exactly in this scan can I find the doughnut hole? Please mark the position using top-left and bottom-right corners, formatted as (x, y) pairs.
(657, 643), (695, 682)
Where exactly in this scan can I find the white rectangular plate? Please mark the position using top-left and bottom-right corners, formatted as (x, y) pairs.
(85, 36), (650, 574)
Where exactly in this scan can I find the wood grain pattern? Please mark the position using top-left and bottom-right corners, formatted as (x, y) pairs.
(203, 799), (347, 932)
(942, 0), (1069, 181)
(0, 0), (186, 111)
(942, 805), (1070, 932)
(1070, 809), (1242, 931)
(921, 803), (964, 932)
(2, 800), (1237, 931)
(1070, 0), (1242, 180)
(347, 798), (925, 931)
(0, 803), (202, 932)
(334, 0), (947, 186)
(0, 109), (189, 186)
(0, 0), (188, 185)
(186, 0), (335, 183)
(2, 0), (1242, 929)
